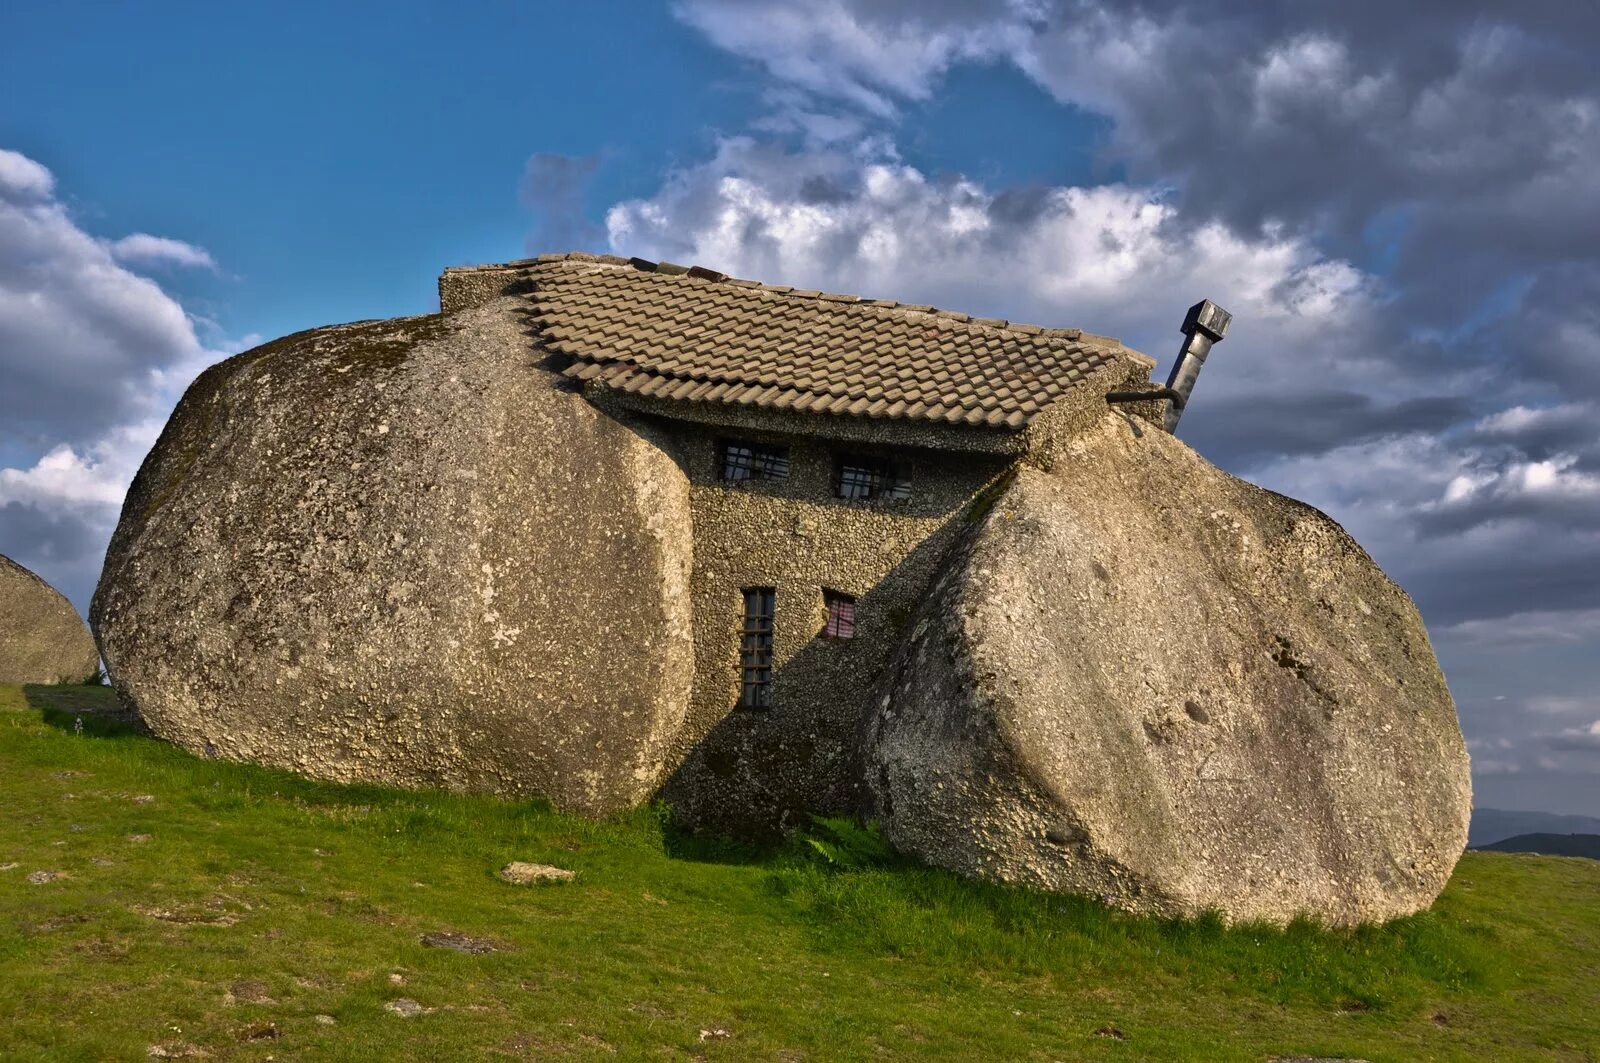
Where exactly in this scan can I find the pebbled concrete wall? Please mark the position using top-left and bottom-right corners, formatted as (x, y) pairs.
(652, 424), (1011, 836)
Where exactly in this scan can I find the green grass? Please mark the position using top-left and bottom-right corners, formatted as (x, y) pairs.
(2, 684), (1597, 1061)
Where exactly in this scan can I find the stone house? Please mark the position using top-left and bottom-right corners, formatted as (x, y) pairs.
(96, 250), (1470, 922)
(440, 253), (1162, 833)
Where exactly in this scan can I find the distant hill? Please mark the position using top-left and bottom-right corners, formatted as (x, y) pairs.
(1469, 807), (1600, 848)
(1476, 833), (1600, 860)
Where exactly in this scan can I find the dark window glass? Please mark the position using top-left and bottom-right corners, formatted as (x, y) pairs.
(721, 440), (790, 482)
(739, 587), (776, 709)
(823, 591), (856, 639)
(835, 455), (911, 501)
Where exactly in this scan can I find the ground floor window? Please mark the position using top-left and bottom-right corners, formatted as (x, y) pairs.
(823, 591), (857, 639)
(740, 587), (776, 708)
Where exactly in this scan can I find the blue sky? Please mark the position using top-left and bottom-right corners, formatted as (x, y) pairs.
(2, 2), (1106, 343)
(2, 2), (754, 339)
(3, 1), (1599, 815)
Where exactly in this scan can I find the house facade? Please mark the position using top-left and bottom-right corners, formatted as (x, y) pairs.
(440, 253), (1161, 833)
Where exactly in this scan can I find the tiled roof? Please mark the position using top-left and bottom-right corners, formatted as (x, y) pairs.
(459, 251), (1152, 430)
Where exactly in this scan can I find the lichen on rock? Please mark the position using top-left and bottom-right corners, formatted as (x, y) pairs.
(864, 412), (1472, 926)
(0, 554), (99, 685)
(92, 297), (696, 816)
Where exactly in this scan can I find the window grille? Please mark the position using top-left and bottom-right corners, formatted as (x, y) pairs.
(720, 440), (790, 482)
(739, 587), (776, 708)
(835, 455), (911, 500)
(823, 591), (856, 639)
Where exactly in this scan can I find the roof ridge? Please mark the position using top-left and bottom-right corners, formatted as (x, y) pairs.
(445, 251), (1129, 351)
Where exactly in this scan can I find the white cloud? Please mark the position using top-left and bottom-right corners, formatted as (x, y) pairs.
(0, 156), (213, 441)
(604, 137), (1386, 403)
(108, 233), (217, 270)
(1439, 609), (1600, 647)
(0, 422), (160, 511)
(1473, 758), (1521, 776)
(672, 0), (1035, 117)
(0, 148), (55, 201)
(0, 148), (229, 611)
(1523, 696), (1600, 718)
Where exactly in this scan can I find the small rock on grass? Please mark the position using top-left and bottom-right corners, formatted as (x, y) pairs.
(498, 861), (575, 885)
(27, 870), (63, 885)
(147, 1043), (208, 1059)
(0, 863), (18, 872)
(420, 930), (498, 954)
(223, 981), (275, 1006)
(236, 1021), (278, 1042)
(127, 834), (152, 844)
(312, 1014), (337, 1026)
(384, 998), (427, 1018)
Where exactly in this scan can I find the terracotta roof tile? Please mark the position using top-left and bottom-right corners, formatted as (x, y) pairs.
(478, 253), (1150, 430)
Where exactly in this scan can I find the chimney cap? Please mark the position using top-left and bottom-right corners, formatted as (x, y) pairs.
(1182, 299), (1231, 342)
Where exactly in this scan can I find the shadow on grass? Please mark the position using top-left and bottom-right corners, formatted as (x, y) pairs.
(662, 823), (783, 866)
(22, 683), (149, 738)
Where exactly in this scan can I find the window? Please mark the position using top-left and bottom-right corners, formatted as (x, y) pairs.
(739, 588), (776, 708)
(720, 439), (790, 483)
(835, 454), (911, 501)
(823, 591), (856, 639)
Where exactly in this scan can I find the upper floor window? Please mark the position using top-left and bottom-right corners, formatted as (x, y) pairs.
(835, 454), (911, 501)
(721, 439), (790, 483)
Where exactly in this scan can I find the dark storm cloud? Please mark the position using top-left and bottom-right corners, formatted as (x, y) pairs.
(0, 499), (112, 610)
(1184, 392), (1474, 465)
(669, 0), (1600, 809)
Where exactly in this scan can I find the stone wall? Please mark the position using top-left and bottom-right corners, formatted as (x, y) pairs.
(652, 421), (1011, 835)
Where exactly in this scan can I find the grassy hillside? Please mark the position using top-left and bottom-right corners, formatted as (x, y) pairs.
(2, 683), (1597, 1061)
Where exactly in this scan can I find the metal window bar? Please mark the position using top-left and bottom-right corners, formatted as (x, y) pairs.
(836, 456), (911, 500)
(721, 440), (791, 482)
(823, 592), (856, 639)
(739, 587), (776, 708)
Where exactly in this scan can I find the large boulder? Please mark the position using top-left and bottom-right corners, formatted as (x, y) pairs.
(0, 554), (99, 684)
(92, 297), (695, 815)
(865, 413), (1470, 925)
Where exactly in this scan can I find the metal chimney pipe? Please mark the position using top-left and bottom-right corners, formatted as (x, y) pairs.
(1162, 299), (1231, 434)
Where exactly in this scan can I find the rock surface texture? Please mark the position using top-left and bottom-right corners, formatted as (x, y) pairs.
(92, 298), (695, 815)
(0, 554), (99, 685)
(865, 413), (1471, 926)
